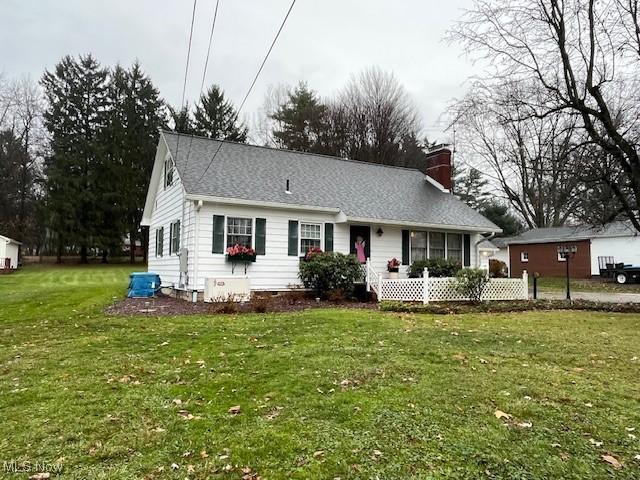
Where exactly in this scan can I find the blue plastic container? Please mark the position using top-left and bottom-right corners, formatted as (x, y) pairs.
(127, 272), (161, 298)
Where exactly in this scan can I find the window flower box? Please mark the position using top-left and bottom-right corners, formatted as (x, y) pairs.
(226, 244), (256, 274)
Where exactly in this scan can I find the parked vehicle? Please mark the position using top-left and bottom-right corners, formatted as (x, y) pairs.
(598, 256), (640, 284)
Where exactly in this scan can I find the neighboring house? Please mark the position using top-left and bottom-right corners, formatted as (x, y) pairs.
(477, 239), (499, 271)
(0, 234), (21, 269)
(494, 222), (640, 278)
(141, 131), (500, 296)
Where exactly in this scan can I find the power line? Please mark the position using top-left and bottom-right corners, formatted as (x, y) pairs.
(173, 0), (199, 169)
(180, 0), (199, 110)
(184, 0), (222, 175)
(200, 0), (221, 95)
(192, 0), (297, 187)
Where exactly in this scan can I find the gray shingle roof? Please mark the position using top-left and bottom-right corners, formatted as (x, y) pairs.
(501, 221), (638, 245)
(163, 131), (499, 231)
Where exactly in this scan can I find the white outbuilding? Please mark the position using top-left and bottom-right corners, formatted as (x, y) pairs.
(0, 234), (21, 270)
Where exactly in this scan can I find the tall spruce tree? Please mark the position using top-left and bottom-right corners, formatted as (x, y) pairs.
(42, 54), (109, 263)
(271, 82), (327, 152)
(193, 85), (247, 141)
(105, 62), (165, 263)
(169, 103), (196, 134)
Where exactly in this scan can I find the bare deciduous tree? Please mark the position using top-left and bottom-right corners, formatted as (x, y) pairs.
(336, 66), (421, 165)
(450, 0), (640, 230)
(452, 81), (586, 228)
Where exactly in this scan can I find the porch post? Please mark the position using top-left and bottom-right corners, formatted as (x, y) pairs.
(423, 268), (429, 304)
(366, 257), (370, 292)
(522, 270), (528, 300)
(378, 271), (383, 301)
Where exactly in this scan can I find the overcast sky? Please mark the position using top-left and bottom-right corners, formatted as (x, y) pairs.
(1, 0), (480, 144)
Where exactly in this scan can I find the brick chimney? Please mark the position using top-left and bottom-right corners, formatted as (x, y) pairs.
(424, 145), (452, 191)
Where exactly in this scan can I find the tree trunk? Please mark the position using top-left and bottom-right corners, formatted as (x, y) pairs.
(101, 249), (108, 264)
(80, 245), (88, 264)
(56, 242), (62, 264)
(129, 229), (136, 264)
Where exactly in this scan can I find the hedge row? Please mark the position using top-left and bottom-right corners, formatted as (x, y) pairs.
(379, 299), (640, 315)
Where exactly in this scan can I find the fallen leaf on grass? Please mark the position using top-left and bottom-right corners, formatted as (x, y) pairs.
(370, 449), (383, 460)
(200, 450), (209, 459)
(29, 474), (50, 480)
(223, 464), (234, 472)
(517, 422), (532, 428)
(601, 455), (622, 469)
(228, 405), (241, 415)
(589, 438), (603, 447)
(560, 452), (570, 461)
(170, 463), (179, 470)
(313, 450), (325, 458)
(495, 410), (512, 420)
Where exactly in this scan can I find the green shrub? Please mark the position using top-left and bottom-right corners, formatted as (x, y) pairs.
(407, 258), (461, 278)
(298, 252), (363, 298)
(455, 268), (489, 303)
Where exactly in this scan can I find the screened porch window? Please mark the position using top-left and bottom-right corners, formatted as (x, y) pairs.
(429, 232), (445, 259)
(447, 233), (463, 262)
(226, 217), (252, 248)
(410, 231), (427, 262)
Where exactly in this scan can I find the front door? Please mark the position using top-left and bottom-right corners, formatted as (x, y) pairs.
(350, 225), (371, 263)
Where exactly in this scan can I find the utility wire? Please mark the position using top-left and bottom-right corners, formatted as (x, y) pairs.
(200, 0), (221, 95)
(174, 0), (199, 168)
(193, 0), (297, 187)
(184, 0), (222, 174)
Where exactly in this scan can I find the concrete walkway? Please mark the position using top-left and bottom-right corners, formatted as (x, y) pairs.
(534, 290), (640, 303)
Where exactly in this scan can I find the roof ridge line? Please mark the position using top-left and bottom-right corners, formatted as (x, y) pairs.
(161, 129), (428, 174)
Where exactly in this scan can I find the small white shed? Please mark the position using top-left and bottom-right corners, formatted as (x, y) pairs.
(0, 235), (21, 269)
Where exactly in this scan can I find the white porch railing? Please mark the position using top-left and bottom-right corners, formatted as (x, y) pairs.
(366, 259), (528, 303)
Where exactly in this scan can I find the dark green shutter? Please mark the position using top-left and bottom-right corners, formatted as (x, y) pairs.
(402, 230), (410, 265)
(463, 234), (471, 267)
(212, 215), (225, 253)
(288, 220), (299, 256)
(324, 223), (334, 252)
(175, 221), (180, 252)
(255, 218), (266, 255)
(169, 223), (173, 254)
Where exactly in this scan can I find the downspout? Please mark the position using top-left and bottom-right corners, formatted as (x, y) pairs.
(193, 200), (203, 297)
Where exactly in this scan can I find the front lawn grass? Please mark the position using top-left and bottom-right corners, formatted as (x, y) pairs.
(1, 266), (640, 479)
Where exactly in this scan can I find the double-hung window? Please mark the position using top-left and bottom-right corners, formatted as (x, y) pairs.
(156, 227), (164, 257)
(300, 223), (321, 254)
(410, 231), (427, 262)
(429, 232), (445, 259)
(170, 220), (180, 254)
(447, 233), (463, 262)
(226, 217), (252, 248)
(164, 157), (174, 188)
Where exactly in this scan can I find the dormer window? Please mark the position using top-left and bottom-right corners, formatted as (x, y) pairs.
(164, 156), (174, 188)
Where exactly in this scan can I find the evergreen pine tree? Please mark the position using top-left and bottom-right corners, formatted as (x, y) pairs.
(169, 103), (196, 134)
(42, 54), (109, 263)
(105, 62), (166, 263)
(271, 82), (327, 152)
(193, 85), (247, 141)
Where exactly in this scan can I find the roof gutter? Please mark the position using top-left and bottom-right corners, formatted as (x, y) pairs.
(184, 194), (341, 214)
(341, 215), (502, 234)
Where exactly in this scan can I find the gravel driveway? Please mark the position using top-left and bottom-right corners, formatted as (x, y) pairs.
(534, 290), (640, 303)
